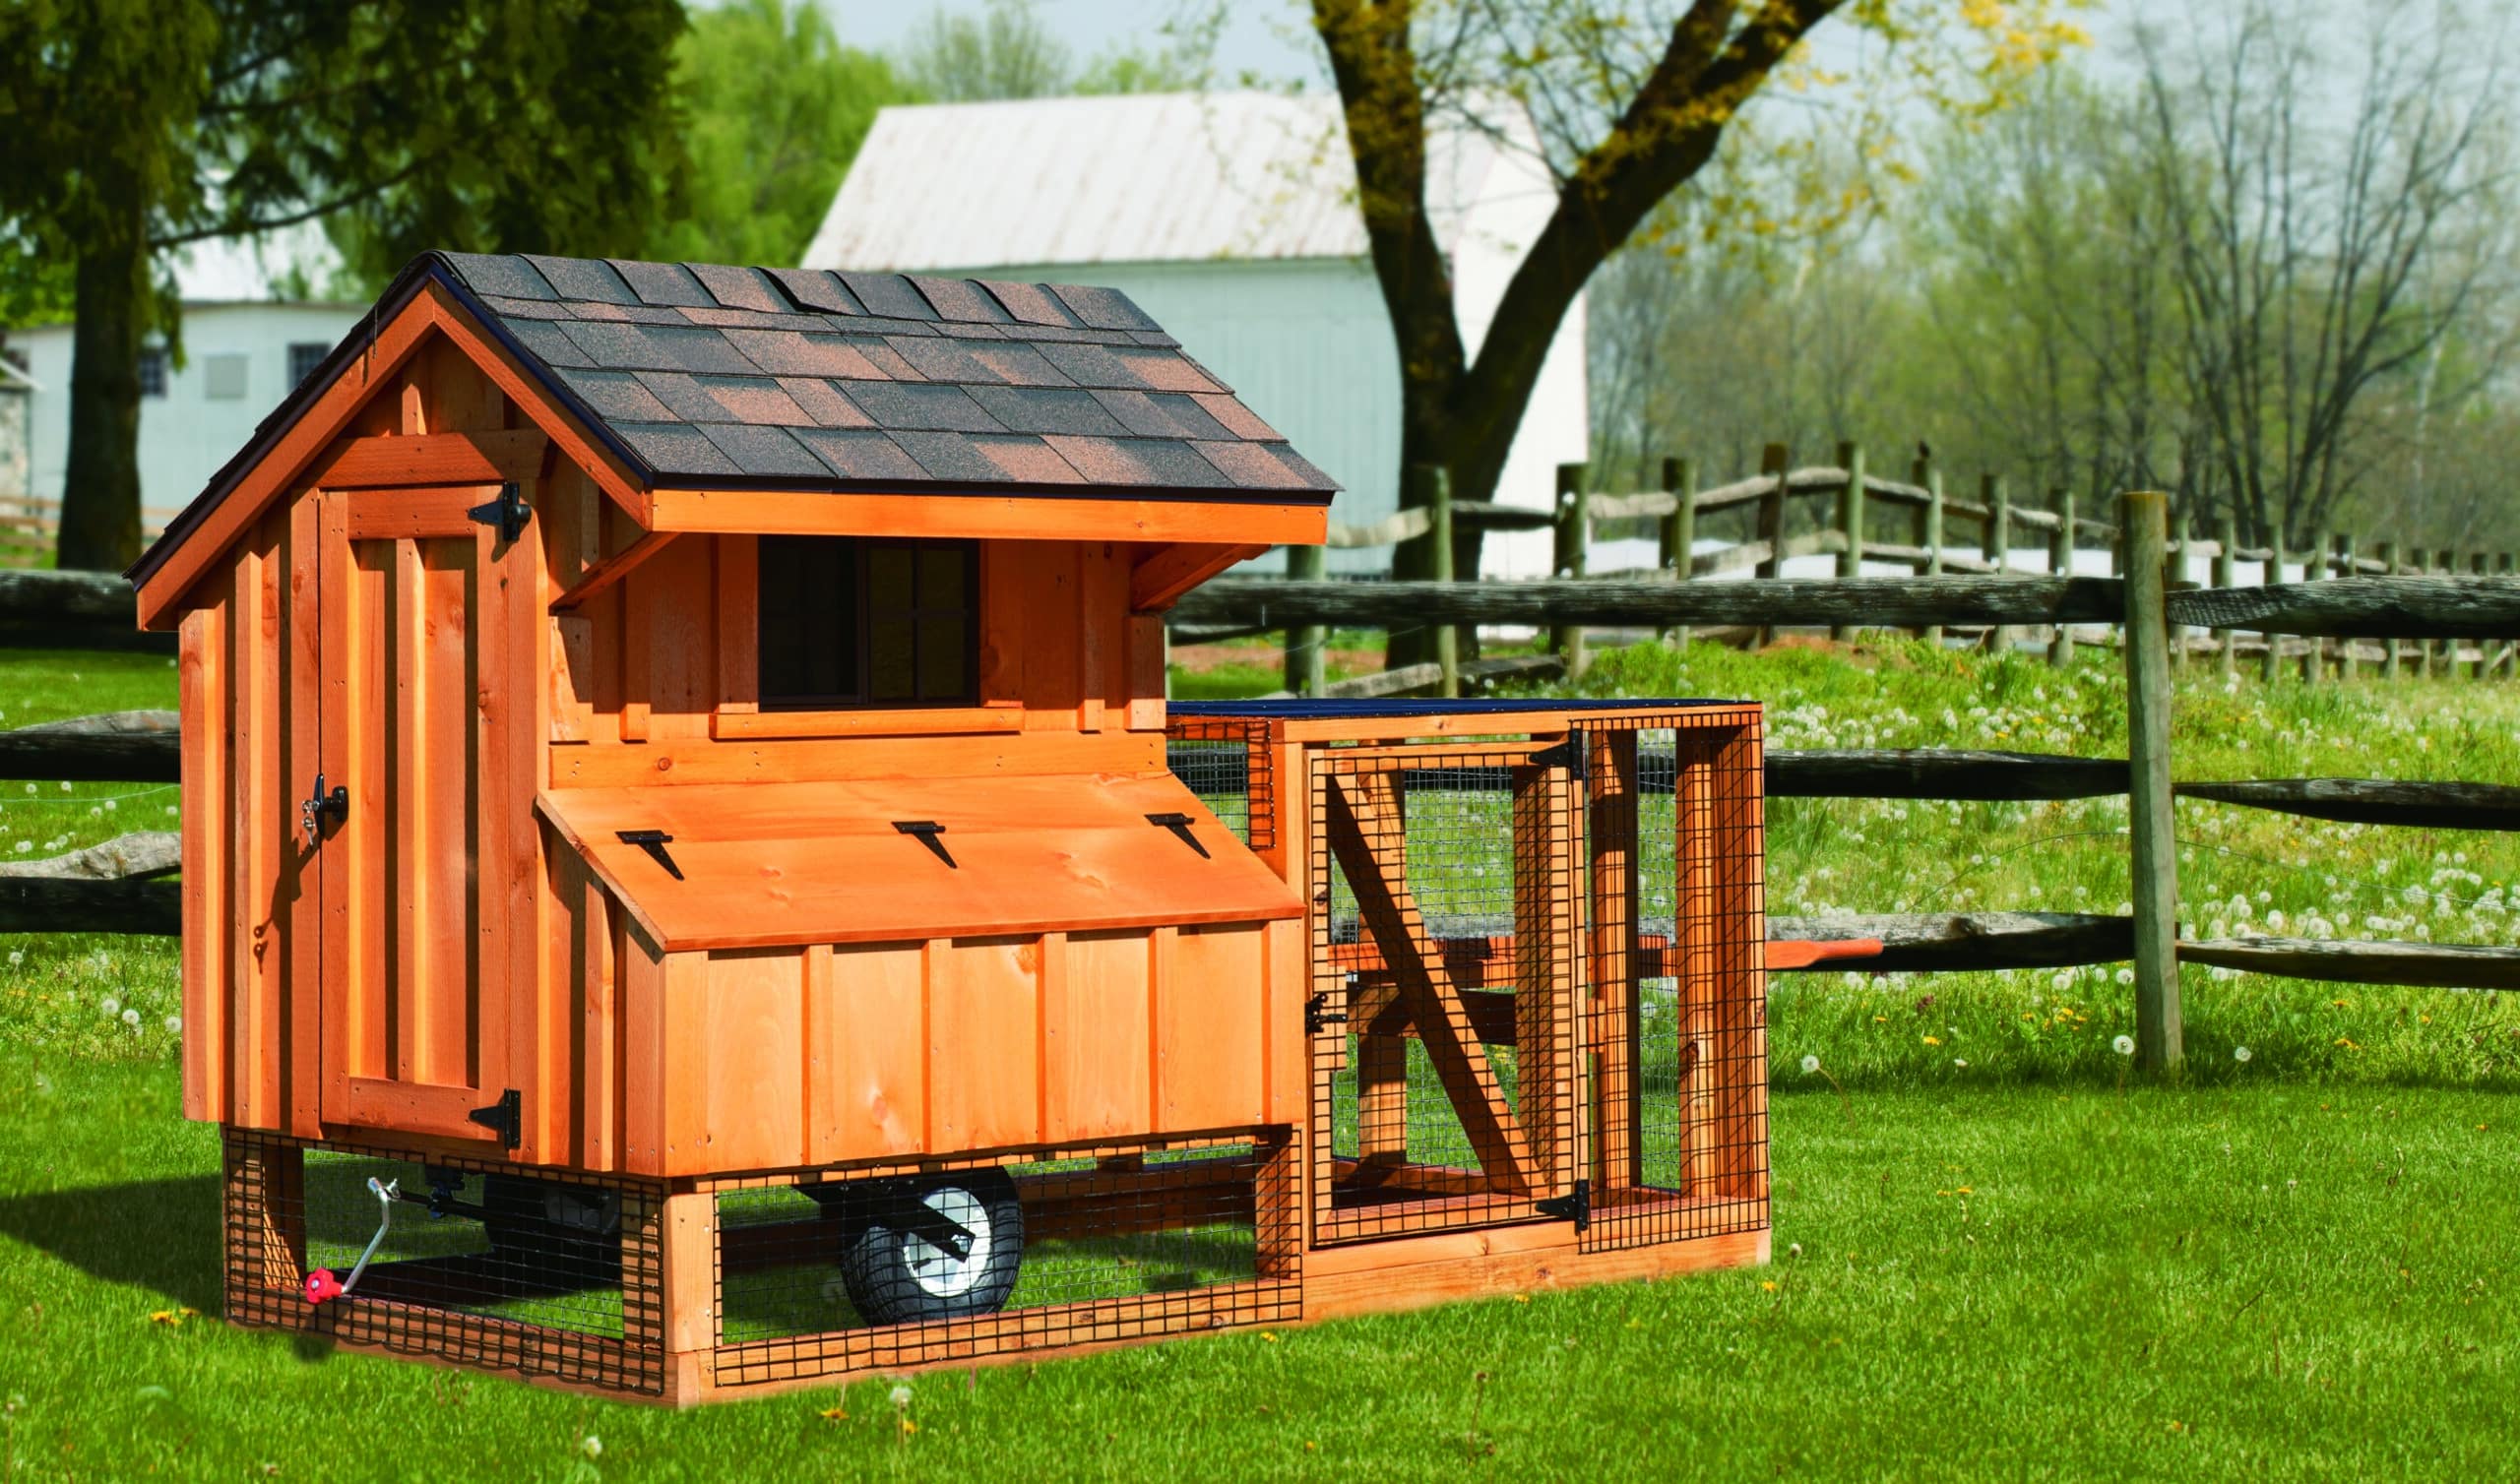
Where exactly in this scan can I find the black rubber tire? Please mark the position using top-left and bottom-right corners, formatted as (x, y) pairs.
(834, 1170), (1024, 1325)
(480, 1174), (623, 1291)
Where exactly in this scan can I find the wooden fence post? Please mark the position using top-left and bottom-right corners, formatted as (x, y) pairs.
(1756, 444), (1790, 649)
(1418, 464), (1459, 698)
(2335, 532), (2361, 680)
(1915, 453), (1944, 648)
(2473, 553), (2493, 680)
(2302, 532), (2334, 684)
(1833, 442), (1864, 643)
(2414, 549), (2437, 677)
(2376, 540), (2401, 679)
(2261, 534), (2285, 684)
(1981, 473), (2013, 655)
(2048, 489), (2075, 669)
(1660, 455), (1695, 649)
(2498, 552), (2517, 679)
(1552, 463), (1589, 675)
(2215, 511), (2237, 679)
(2123, 490), (2182, 1075)
(1284, 543), (1327, 697)
(2171, 511), (2192, 670)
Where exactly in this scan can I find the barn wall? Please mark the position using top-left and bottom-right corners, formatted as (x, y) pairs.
(614, 919), (1303, 1179)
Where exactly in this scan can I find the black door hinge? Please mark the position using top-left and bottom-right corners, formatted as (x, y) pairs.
(616, 830), (683, 881)
(469, 1088), (522, 1149)
(1537, 1178), (1591, 1232)
(299, 773), (348, 846)
(893, 820), (957, 869)
(467, 481), (531, 543)
(1529, 736), (1589, 780)
(1304, 993), (1349, 1036)
(1145, 812), (1210, 859)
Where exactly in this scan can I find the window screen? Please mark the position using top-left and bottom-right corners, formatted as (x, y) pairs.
(758, 537), (976, 708)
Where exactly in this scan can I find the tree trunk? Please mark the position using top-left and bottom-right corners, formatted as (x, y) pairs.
(58, 213), (149, 573)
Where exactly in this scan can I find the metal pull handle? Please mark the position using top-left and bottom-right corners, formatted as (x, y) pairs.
(300, 773), (347, 847)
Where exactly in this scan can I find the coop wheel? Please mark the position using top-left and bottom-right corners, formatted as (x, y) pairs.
(481, 1174), (623, 1289)
(837, 1171), (1024, 1325)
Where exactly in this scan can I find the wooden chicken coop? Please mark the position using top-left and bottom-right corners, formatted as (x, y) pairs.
(130, 252), (1768, 1404)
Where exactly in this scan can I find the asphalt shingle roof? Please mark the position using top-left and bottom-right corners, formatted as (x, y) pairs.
(436, 251), (1338, 501)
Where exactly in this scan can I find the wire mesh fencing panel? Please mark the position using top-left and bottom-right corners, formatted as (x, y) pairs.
(1580, 714), (1770, 1254)
(708, 1131), (1298, 1389)
(1165, 715), (1275, 852)
(220, 1131), (667, 1395)
(1310, 742), (1582, 1245)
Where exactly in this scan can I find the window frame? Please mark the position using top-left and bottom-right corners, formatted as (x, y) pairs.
(754, 535), (979, 712)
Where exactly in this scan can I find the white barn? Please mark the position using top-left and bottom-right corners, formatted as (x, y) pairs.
(803, 92), (1589, 577)
(5, 231), (361, 527)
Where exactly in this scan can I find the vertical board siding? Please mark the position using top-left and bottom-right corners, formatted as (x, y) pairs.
(815, 943), (925, 1163)
(926, 936), (1041, 1150)
(1047, 930), (1152, 1142)
(699, 949), (807, 1171)
(1160, 924), (1264, 1130)
(179, 597), (227, 1123)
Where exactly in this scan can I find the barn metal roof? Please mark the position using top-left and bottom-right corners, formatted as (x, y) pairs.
(803, 92), (1531, 272)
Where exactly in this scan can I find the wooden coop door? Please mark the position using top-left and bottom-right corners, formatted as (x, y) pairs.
(313, 486), (536, 1145)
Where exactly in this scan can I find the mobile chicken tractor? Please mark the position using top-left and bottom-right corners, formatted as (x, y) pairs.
(130, 252), (1769, 1403)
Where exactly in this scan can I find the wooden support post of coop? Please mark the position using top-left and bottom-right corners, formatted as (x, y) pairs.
(2215, 512), (2238, 678)
(1660, 456), (1694, 648)
(1552, 462), (1589, 675)
(1981, 474), (2014, 654)
(1755, 445), (1790, 648)
(2048, 489), (2075, 669)
(2376, 541), (2401, 680)
(1586, 728), (1642, 1192)
(1833, 442), (1864, 643)
(1284, 543), (1326, 698)
(2122, 490), (2182, 1075)
(1416, 464), (1459, 699)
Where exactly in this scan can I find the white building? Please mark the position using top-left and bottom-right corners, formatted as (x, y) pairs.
(803, 92), (1589, 577)
(4, 231), (361, 527)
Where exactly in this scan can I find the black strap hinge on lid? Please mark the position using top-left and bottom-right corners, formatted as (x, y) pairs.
(468, 1089), (521, 1149)
(616, 830), (683, 880)
(1145, 812), (1210, 858)
(893, 821), (957, 869)
(467, 481), (531, 543)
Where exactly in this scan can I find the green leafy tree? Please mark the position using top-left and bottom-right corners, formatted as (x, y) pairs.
(1303, 0), (2082, 664)
(637, 0), (911, 267)
(0, 0), (687, 572)
(897, 0), (1203, 102)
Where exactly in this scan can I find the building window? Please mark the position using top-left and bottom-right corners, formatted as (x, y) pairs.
(203, 353), (249, 401)
(137, 348), (168, 399)
(287, 341), (328, 388)
(758, 536), (976, 709)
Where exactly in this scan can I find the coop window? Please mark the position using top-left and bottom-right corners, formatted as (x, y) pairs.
(758, 536), (976, 708)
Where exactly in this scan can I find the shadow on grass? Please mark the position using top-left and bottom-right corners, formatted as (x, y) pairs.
(0, 1174), (222, 1313)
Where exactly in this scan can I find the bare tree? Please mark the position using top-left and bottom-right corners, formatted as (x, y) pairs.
(2136, 0), (2518, 548)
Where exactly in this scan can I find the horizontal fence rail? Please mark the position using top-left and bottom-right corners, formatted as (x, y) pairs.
(1772, 913), (2520, 991)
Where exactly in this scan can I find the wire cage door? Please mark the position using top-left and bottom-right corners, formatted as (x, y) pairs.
(1308, 740), (1585, 1245)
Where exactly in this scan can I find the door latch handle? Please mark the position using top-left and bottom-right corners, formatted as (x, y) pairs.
(300, 773), (348, 846)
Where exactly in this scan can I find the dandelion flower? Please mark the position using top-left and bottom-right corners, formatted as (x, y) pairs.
(1953, 1058), (1969, 1069)
(581, 1436), (602, 1460)
(2234, 1045), (2252, 1063)
(2112, 1034), (2135, 1056)
(6, 952), (19, 967)
(1922, 1035), (1941, 1046)
(120, 1009), (139, 1028)
(1799, 1054), (1821, 1075)
(164, 1016), (182, 1035)
(889, 1384), (914, 1408)
(99, 996), (119, 1017)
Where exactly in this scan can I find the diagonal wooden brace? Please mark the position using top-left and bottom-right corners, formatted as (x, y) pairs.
(1324, 770), (1534, 1196)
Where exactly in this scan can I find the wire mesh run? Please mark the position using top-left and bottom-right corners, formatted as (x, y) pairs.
(220, 1130), (666, 1395)
(708, 1131), (1298, 1389)
(1166, 715), (1275, 851)
(1578, 718), (1771, 1254)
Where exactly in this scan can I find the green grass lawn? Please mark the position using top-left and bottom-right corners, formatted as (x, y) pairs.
(3, 641), (2519, 1478)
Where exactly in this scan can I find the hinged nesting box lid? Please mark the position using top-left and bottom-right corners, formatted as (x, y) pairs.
(536, 773), (1299, 953)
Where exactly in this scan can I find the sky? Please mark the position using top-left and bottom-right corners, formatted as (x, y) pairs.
(817, 0), (1325, 88)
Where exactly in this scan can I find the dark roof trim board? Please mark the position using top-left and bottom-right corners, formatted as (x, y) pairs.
(129, 251), (1337, 587)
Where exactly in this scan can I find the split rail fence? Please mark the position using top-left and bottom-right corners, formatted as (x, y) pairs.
(1249, 444), (2518, 698)
(1, 519), (2516, 1068)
